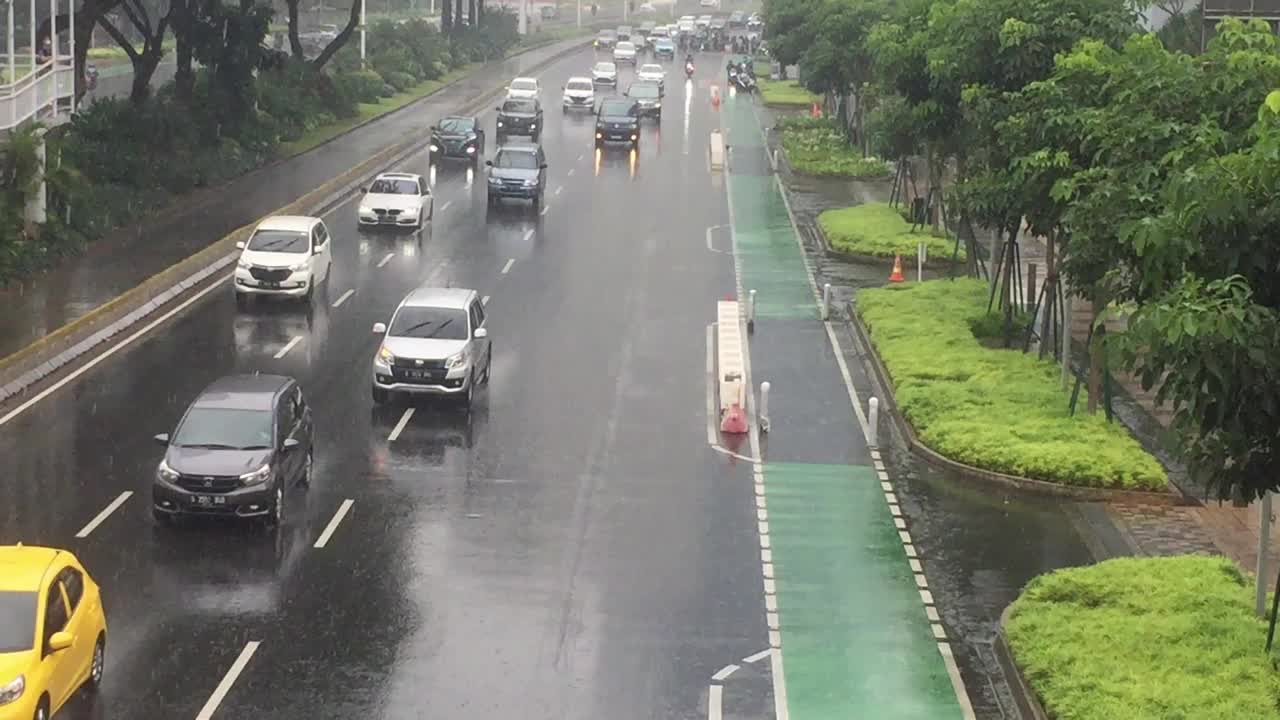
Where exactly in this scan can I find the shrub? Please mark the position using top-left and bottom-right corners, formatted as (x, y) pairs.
(335, 69), (387, 104)
(777, 116), (893, 179)
(1006, 556), (1280, 720)
(758, 78), (819, 108)
(383, 70), (418, 93)
(818, 202), (961, 261)
(856, 278), (1167, 489)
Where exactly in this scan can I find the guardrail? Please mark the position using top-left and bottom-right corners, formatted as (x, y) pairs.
(0, 57), (74, 131)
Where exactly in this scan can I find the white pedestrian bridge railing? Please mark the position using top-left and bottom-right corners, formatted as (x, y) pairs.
(0, 56), (74, 132)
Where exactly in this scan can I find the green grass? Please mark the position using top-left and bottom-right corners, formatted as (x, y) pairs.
(856, 278), (1167, 489)
(778, 117), (893, 179)
(758, 78), (817, 108)
(819, 202), (961, 262)
(1007, 556), (1280, 720)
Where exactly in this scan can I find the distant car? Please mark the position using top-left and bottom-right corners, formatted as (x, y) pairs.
(695, 14), (712, 28)
(430, 115), (485, 165)
(485, 143), (548, 209)
(506, 76), (540, 99)
(699, 0), (718, 6)
(562, 76), (596, 110)
(539, 4), (557, 18)
(152, 374), (313, 527)
(617, 25), (633, 41)
(639, 20), (656, 34)
(746, 14), (762, 31)
(0, 545), (108, 720)
(709, 16), (727, 30)
(637, 63), (666, 88)
(234, 215), (332, 307)
(626, 82), (662, 119)
(652, 37), (675, 59)
(357, 172), (432, 230)
(637, 3), (656, 13)
(650, 25), (669, 39)
(592, 60), (618, 85)
(595, 28), (617, 49)
(495, 97), (542, 141)
(371, 288), (493, 408)
(728, 10), (744, 26)
(613, 41), (637, 64)
(596, 97), (641, 148)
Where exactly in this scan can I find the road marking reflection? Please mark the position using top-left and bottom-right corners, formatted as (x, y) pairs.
(75, 491), (133, 538)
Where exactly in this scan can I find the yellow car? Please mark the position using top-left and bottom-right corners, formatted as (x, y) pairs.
(0, 546), (106, 720)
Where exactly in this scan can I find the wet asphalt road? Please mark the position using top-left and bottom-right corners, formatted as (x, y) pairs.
(0, 47), (771, 719)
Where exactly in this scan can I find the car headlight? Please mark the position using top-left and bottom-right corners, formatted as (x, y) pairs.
(655, 102), (662, 108)
(157, 459), (179, 483)
(239, 465), (270, 486)
(444, 352), (466, 369)
(430, 144), (440, 152)
(288, 261), (308, 272)
(237, 257), (251, 269)
(523, 179), (537, 187)
(0, 675), (24, 706)
(529, 123), (537, 130)
(379, 345), (395, 364)
(466, 146), (476, 154)
(497, 120), (505, 127)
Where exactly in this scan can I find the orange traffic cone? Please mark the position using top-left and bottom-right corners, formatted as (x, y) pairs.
(889, 254), (905, 283)
(721, 403), (748, 434)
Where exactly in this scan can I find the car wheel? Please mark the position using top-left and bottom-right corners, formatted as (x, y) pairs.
(152, 507), (172, 525)
(235, 292), (249, 310)
(267, 483), (284, 528)
(483, 347), (493, 384)
(303, 279), (314, 304)
(461, 376), (475, 409)
(88, 635), (105, 690)
(372, 385), (388, 404)
(34, 697), (49, 720)
(299, 449), (313, 487)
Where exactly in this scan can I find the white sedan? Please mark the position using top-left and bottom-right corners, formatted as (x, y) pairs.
(506, 77), (540, 99)
(613, 41), (637, 64)
(637, 63), (665, 89)
(357, 172), (433, 230)
(592, 61), (618, 85)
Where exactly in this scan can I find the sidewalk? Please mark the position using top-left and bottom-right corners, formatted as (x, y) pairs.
(0, 37), (584, 359)
(722, 94), (970, 719)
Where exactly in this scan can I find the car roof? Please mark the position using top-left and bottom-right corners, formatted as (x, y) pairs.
(194, 374), (293, 410)
(442, 114), (476, 122)
(256, 215), (317, 233)
(511, 77), (537, 84)
(567, 76), (594, 84)
(401, 287), (476, 310)
(375, 172), (423, 182)
(0, 545), (62, 592)
(595, 61), (616, 67)
(497, 142), (540, 153)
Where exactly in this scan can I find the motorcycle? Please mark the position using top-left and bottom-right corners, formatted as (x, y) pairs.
(685, 61), (695, 78)
(84, 62), (99, 91)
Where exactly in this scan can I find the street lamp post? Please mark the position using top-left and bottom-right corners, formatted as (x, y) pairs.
(359, 0), (367, 66)
(518, 0), (527, 34)
(576, 0), (581, 27)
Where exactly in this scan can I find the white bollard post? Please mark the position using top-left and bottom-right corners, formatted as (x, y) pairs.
(822, 283), (832, 321)
(747, 289), (757, 333)
(1259, 491), (1273, 616)
(759, 381), (771, 433)
(917, 241), (924, 282)
(868, 397), (880, 447)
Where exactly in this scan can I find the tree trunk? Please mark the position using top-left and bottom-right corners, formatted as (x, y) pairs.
(172, 0), (194, 101)
(311, 0), (363, 70)
(1087, 303), (1102, 414)
(469, 0), (477, 26)
(286, 0), (305, 57)
(456, 0), (465, 27)
(443, 0), (453, 31)
(1039, 229), (1057, 359)
(128, 52), (163, 102)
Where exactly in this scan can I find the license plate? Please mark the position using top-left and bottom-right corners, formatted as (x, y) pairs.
(404, 369), (433, 380)
(193, 495), (226, 506)
(260, 281), (280, 288)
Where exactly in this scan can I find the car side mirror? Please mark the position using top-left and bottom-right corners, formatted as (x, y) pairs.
(282, 437), (301, 451)
(372, 322), (387, 334)
(48, 631), (74, 653)
(360, 187), (368, 194)
(154, 433), (170, 446)
(312, 246), (322, 255)
(485, 160), (494, 167)
(540, 163), (548, 169)
(235, 241), (245, 250)
(474, 327), (488, 339)
(495, 106), (502, 111)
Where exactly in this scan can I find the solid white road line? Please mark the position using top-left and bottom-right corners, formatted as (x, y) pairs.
(708, 685), (723, 720)
(501, 258), (516, 274)
(75, 491), (133, 538)
(481, 295), (490, 306)
(331, 289), (355, 308)
(377, 252), (395, 268)
(440, 200), (452, 212)
(0, 271), (232, 428)
(521, 229), (534, 242)
(554, 185), (563, 195)
(388, 407), (415, 442)
(274, 336), (302, 359)
(195, 641), (261, 720)
(313, 499), (355, 549)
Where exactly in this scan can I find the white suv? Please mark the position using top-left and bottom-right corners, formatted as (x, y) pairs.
(562, 76), (595, 110)
(613, 41), (637, 64)
(234, 216), (332, 307)
(506, 77), (540, 99)
(371, 287), (493, 407)
(357, 172), (432, 230)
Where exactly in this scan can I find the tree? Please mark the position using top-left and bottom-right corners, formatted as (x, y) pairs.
(311, 0), (363, 69)
(797, 0), (886, 149)
(442, 0), (453, 32)
(188, 0), (272, 131)
(97, 0), (174, 103)
(283, 0), (306, 58)
(761, 0), (820, 68)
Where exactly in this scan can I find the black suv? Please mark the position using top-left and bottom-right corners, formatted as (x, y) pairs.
(595, 98), (641, 148)
(152, 375), (313, 528)
(495, 97), (543, 142)
(486, 143), (548, 209)
(430, 115), (485, 166)
(595, 29), (617, 49)
(626, 82), (662, 120)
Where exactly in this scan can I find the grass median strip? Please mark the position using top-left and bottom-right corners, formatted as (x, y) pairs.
(758, 78), (820, 108)
(1006, 555), (1280, 720)
(777, 117), (893, 179)
(856, 278), (1166, 489)
(819, 203), (959, 261)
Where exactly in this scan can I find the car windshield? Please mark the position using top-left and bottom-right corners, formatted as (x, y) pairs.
(641, 65), (663, 74)
(594, 63), (616, 72)
(0, 591), (36, 652)
(501, 99), (536, 114)
(510, 79), (537, 91)
(617, 42), (635, 51)
(369, 178), (418, 195)
(656, 39), (673, 48)
(438, 117), (473, 133)
(246, 229), (309, 254)
(600, 100), (636, 117)
(173, 407), (274, 449)
(630, 84), (659, 98)
(390, 307), (469, 340)
(598, 30), (615, 38)
(567, 80), (593, 92)
(495, 150), (539, 170)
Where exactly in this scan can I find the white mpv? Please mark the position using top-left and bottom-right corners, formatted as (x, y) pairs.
(234, 215), (332, 307)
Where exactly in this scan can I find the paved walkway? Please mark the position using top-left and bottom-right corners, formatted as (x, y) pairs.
(722, 92), (969, 719)
(0, 37), (584, 359)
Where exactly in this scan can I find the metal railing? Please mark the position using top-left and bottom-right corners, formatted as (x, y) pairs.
(0, 56), (74, 131)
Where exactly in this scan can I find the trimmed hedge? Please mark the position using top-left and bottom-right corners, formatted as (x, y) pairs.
(759, 78), (819, 107)
(819, 202), (961, 261)
(856, 278), (1166, 489)
(1006, 556), (1280, 720)
(777, 116), (892, 179)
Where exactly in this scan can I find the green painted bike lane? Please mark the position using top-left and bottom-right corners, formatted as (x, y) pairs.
(721, 94), (966, 720)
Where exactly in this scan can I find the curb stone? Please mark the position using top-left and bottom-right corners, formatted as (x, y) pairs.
(996, 605), (1050, 720)
(0, 36), (592, 408)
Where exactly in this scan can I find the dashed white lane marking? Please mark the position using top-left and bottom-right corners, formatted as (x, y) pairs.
(75, 491), (133, 538)
(332, 289), (355, 308)
(743, 649), (772, 664)
(568, 167), (576, 176)
(711, 664), (739, 682)
(540, 205), (550, 216)
(576, 154), (584, 161)
(554, 185), (563, 195)
(501, 258), (516, 274)
(313, 499), (355, 549)
(481, 295), (490, 306)
(387, 407), (415, 442)
(274, 336), (302, 359)
(440, 200), (452, 212)
(195, 641), (261, 720)
(708, 684), (723, 720)
(522, 229), (534, 242)
(377, 252), (395, 268)
(0, 271), (232, 428)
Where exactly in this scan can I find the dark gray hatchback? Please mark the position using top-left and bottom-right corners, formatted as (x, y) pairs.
(151, 374), (313, 528)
